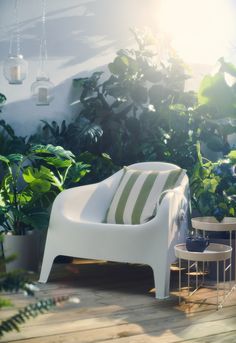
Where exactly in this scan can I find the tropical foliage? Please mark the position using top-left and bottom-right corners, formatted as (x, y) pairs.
(195, 57), (236, 155)
(1, 30), (236, 220)
(0, 120), (29, 156)
(72, 29), (198, 170)
(0, 144), (89, 234)
(32, 33), (236, 182)
(190, 143), (236, 222)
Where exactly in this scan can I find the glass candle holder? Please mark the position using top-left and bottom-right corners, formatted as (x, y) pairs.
(3, 54), (28, 85)
(31, 76), (54, 106)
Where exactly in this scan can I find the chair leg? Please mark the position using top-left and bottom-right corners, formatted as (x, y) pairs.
(38, 252), (56, 283)
(152, 262), (171, 299)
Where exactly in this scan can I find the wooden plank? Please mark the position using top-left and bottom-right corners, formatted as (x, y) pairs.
(103, 317), (236, 343)
(2, 284), (236, 321)
(2, 280), (235, 316)
(179, 331), (236, 342)
(3, 309), (236, 343)
(1, 261), (236, 343)
(2, 294), (236, 342)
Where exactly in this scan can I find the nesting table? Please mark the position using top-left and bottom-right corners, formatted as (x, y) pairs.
(175, 217), (236, 309)
(175, 243), (232, 309)
(192, 217), (236, 284)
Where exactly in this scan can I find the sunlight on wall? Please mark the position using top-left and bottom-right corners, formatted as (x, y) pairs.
(158, 0), (235, 64)
(0, 0), (152, 136)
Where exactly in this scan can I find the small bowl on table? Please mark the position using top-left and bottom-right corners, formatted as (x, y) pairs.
(186, 236), (209, 252)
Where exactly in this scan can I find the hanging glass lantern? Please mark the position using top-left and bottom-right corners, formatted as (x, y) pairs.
(3, 0), (28, 85)
(3, 54), (27, 85)
(31, 75), (54, 106)
(31, 0), (54, 106)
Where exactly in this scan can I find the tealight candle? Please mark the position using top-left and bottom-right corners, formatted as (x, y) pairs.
(37, 87), (48, 105)
(10, 65), (21, 83)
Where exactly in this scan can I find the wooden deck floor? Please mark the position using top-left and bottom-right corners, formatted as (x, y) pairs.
(2, 260), (236, 343)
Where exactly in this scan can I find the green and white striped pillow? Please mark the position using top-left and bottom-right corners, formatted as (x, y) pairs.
(105, 167), (186, 225)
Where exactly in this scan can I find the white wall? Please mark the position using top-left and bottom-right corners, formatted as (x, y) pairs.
(0, 0), (157, 137)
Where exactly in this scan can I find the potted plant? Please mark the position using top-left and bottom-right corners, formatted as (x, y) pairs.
(0, 144), (89, 272)
(190, 142), (236, 222)
(190, 143), (236, 278)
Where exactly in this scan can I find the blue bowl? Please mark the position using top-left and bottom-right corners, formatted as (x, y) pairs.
(186, 237), (209, 252)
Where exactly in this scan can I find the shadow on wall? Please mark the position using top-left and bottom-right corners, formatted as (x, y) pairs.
(0, 63), (107, 138)
(0, 0), (145, 68)
(0, 0), (149, 136)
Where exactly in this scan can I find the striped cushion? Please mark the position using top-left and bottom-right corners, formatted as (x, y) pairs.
(105, 167), (186, 225)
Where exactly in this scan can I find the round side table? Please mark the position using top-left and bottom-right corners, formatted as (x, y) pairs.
(191, 217), (236, 284)
(175, 243), (232, 309)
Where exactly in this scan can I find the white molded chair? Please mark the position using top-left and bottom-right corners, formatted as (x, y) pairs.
(39, 162), (189, 299)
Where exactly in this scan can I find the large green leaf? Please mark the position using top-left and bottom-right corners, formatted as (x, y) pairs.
(205, 134), (225, 152)
(203, 177), (219, 193)
(108, 56), (130, 75)
(17, 191), (33, 206)
(227, 150), (236, 163)
(130, 84), (148, 104)
(31, 144), (75, 161)
(22, 211), (49, 230)
(23, 166), (62, 191)
(23, 166), (53, 183)
(30, 179), (51, 193)
(0, 120), (15, 138)
(0, 93), (6, 105)
(66, 162), (91, 184)
(218, 57), (236, 77)
(7, 154), (24, 163)
(143, 68), (162, 83)
(0, 155), (9, 164)
(42, 157), (72, 168)
(149, 85), (169, 104)
(197, 73), (236, 118)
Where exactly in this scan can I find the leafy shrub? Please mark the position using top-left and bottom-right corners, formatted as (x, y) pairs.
(195, 57), (236, 155)
(0, 120), (29, 156)
(72, 29), (198, 170)
(190, 143), (236, 221)
(0, 144), (90, 234)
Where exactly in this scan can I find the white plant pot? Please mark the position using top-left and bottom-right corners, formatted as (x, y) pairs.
(3, 231), (39, 273)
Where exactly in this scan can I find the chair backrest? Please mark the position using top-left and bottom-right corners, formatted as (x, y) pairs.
(104, 162), (182, 193)
(128, 162), (180, 172)
(80, 162), (187, 222)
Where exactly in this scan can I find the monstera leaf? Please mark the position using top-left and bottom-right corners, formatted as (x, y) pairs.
(31, 144), (75, 161)
(21, 210), (49, 230)
(23, 166), (62, 191)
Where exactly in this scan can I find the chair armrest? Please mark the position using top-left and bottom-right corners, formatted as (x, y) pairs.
(50, 182), (111, 223)
(155, 180), (189, 236)
(49, 169), (124, 225)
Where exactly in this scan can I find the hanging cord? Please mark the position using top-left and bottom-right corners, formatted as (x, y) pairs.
(16, 0), (20, 55)
(9, 0), (20, 56)
(39, 0), (47, 75)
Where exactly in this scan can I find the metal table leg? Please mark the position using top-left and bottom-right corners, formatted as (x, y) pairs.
(179, 257), (181, 305)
